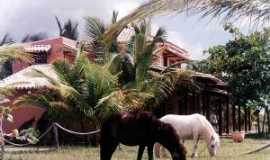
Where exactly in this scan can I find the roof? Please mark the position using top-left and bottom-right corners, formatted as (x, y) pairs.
(153, 41), (190, 60)
(24, 44), (51, 53)
(0, 64), (58, 90)
(27, 36), (79, 52)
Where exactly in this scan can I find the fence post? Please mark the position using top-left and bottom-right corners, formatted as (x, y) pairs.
(0, 144), (4, 160)
(53, 123), (59, 149)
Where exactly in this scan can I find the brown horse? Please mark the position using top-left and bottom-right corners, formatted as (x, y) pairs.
(100, 111), (186, 160)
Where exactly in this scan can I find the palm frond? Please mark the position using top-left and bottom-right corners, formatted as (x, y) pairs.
(0, 45), (33, 62)
(56, 16), (78, 40)
(29, 68), (80, 99)
(96, 89), (153, 113)
(84, 16), (107, 61)
(146, 68), (202, 108)
(85, 17), (106, 43)
(112, 10), (119, 24)
(196, 0), (270, 25)
(153, 27), (167, 42)
(14, 94), (51, 109)
(21, 33), (47, 42)
(107, 54), (135, 86)
(0, 34), (14, 46)
(62, 19), (79, 40)
(104, 0), (270, 42)
(55, 16), (63, 35)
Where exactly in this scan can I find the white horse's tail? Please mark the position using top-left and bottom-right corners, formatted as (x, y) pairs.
(154, 143), (161, 158)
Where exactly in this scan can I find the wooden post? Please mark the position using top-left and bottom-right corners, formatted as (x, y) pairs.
(244, 107), (248, 132)
(248, 107), (252, 131)
(0, 118), (4, 160)
(197, 94), (201, 113)
(192, 93), (196, 113)
(206, 94), (210, 120)
(232, 105), (236, 131)
(238, 106), (241, 131)
(226, 96), (230, 134)
(184, 93), (188, 115)
(202, 94), (206, 115)
(53, 124), (60, 149)
(218, 98), (222, 136)
(0, 145), (4, 160)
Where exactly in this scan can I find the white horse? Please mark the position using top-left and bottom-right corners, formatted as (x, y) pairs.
(155, 114), (220, 158)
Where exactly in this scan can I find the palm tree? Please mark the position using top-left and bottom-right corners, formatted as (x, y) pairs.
(12, 46), (119, 126)
(0, 44), (32, 79)
(55, 16), (79, 40)
(84, 10), (119, 63)
(108, 22), (166, 88)
(0, 33), (44, 79)
(0, 34), (13, 46)
(21, 32), (48, 42)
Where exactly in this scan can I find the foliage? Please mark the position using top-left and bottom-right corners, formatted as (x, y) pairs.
(55, 16), (79, 40)
(103, 0), (270, 45)
(21, 32), (48, 42)
(84, 10), (120, 64)
(0, 34), (13, 46)
(14, 47), (119, 124)
(0, 45), (32, 63)
(247, 95), (270, 136)
(195, 24), (270, 107)
(108, 22), (166, 87)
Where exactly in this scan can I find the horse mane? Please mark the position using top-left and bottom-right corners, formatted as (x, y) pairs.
(199, 115), (220, 144)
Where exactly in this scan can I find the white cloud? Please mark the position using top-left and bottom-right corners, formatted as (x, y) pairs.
(165, 31), (206, 60)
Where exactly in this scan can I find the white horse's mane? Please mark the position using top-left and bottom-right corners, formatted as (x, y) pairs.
(198, 114), (220, 144)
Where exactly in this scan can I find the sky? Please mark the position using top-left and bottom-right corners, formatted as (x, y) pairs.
(0, 0), (253, 60)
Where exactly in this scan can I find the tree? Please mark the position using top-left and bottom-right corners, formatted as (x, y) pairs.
(21, 32), (48, 42)
(191, 24), (270, 136)
(55, 16), (79, 40)
(13, 46), (119, 128)
(201, 24), (270, 107)
(0, 34), (13, 46)
(0, 45), (32, 79)
(108, 22), (166, 88)
(84, 10), (119, 64)
(0, 33), (46, 79)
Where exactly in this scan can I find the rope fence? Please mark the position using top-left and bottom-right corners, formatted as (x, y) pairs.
(0, 122), (100, 159)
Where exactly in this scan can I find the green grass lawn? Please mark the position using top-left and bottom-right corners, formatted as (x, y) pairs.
(4, 138), (270, 160)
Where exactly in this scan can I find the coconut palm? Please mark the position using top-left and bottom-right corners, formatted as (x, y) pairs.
(108, 22), (166, 87)
(55, 16), (79, 40)
(13, 46), (119, 125)
(0, 34), (13, 46)
(21, 32), (48, 43)
(0, 32), (45, 78)
(84, 10), (119, 63)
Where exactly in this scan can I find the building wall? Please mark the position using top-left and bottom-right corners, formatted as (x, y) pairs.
(3, 104), (45, 133)
(12, 37), (77, 73)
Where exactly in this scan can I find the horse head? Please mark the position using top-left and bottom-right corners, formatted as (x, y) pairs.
(157, 122), (187, 160)
(207, 133), (220, 156)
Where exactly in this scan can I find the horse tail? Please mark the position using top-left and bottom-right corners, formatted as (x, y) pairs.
(154, 143), (161, 158)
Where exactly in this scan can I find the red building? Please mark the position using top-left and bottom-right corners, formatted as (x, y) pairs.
(12, 36), (92, 73)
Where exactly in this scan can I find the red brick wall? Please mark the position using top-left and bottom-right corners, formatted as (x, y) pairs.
(3, 105), (45, 133)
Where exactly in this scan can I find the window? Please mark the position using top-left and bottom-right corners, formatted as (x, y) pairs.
(33, 53), (47, 64)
